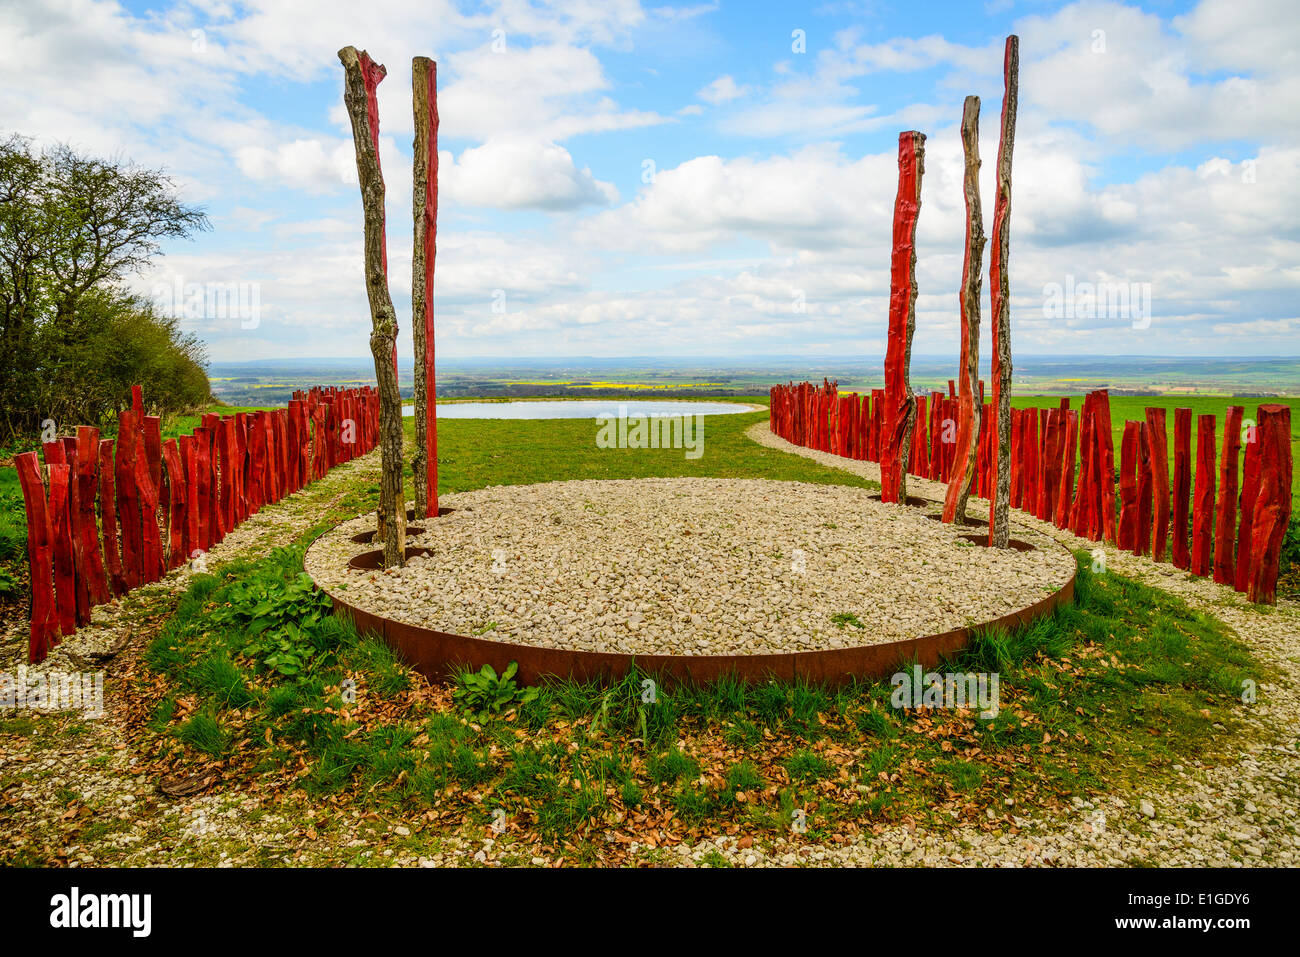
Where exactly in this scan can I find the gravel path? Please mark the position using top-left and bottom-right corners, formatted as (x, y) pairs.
(305, 478), (1074, 656)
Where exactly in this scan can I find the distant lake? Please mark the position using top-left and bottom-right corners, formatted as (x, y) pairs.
(402, 400), (755, 419)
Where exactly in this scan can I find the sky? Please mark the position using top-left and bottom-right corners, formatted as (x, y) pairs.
(2, 0), (1298, 363)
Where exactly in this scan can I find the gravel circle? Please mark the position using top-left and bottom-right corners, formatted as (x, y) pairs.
(305, 477), (1075, 656)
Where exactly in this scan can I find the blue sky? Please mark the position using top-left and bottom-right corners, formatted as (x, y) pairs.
(4, 0), (1297, 363)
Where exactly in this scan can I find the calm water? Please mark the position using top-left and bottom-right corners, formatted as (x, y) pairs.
(403, 400), (753, 420)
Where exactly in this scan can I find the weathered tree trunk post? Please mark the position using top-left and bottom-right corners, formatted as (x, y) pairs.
(412, 56), (440, 519)
(881, 131), (925, 505)
(1145, 407), (1170, 562)
(943, 96), (984, 525)
(339, 45), (406, 567)
(987, 35), (1018, 547)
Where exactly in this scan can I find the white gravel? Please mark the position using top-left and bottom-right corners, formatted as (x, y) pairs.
(305, 477), (1074, 656)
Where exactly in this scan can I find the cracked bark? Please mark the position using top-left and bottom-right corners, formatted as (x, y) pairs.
(943, 96), (984, 525)
(339, 45), (406, 567)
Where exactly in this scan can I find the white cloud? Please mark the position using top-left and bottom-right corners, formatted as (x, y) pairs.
(697, 74), (749, 104)
(442, 137), (619, 209)
(235, 139), (358, 194)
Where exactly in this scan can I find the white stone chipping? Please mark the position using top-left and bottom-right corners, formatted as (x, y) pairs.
(304, 477), (1075, 656)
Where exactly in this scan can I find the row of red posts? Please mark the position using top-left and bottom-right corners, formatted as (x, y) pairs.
(769, 382), (1293, 604)
(16, 384), (380, 663)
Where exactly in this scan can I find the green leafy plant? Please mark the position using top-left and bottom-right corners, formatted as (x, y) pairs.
(210, 551), (333, 678)
(452, 662), (538, 721)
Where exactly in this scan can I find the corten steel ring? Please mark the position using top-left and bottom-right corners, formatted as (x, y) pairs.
(307, 530), (1077, 690)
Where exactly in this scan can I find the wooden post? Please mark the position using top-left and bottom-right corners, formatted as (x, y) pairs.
(1235, 422), (1261, 593)
(1145, 408), (1170, 562)
(98, 439), (126, 596)
(1213, 406), (1244, 585)
(162, 439), (186, 569)
(47, 462), (75, 637)
(943, 96), (983, 524)
(15, 452), (57, 662)
(339, 45), (407, 567)
(1247, 405), (1292, 604)
(1135, 420), (1153, 556)
(114, 411), (142, 589)
(881, 131), (925, 504)
(1118, 421), (1139, 551)
(1171, 408), (1192, 569)
(1055, 409), (1078, 530)
(1094, 391), (1118, 543)
(1191, 414), (1216, 576)
(988, 35), (1018, 547)
(74, 427), (109, 606)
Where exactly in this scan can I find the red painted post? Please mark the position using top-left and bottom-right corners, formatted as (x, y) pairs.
(1024, 410), (1040, 516)
(1007, 410), (1018, 507)
(47, 462), (76, 637)
(1235, 425), (1261, 593)
(1095, 391), (1118, 543)
(912, 395), (928, 476)
(1055, 409), (1078, 530)
(1171, 408), (1192, 569)
(1070, 396), (1095, 539)
(143, 414), (164, 579)
(181, 434), (199, 560)
(75, 426), (109, 607)
(15, 452), (57, 662)
(881, 131), (925, 504)
(1135, 421), (1153, 557)
(115, 410), (143, 589)
(1191, 414), (1216, 576)
(1213, 406), (1244, 585)
(1118, 421), (1139, 552)
(195, 426), (212, 550)
(134, 436), (163, 582)
(1145, 408), (1170, 563)
(162, 440), (186, 570)
(1247, 405), (1292, 604)
(59, 437), (90, 625)
(98, 439), (126, 596)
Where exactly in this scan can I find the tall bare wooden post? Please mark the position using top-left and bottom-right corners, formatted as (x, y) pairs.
(943, 96), (984, 524)
(412, 56), (440, 519)
(881, 131), (925, 504)
(988, 35), (1018, 548)
(339, 45), (406, 567)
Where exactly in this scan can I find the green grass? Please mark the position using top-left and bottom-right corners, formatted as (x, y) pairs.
(423, 405), (877, 494)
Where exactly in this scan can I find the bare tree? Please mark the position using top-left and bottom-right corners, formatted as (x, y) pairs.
(989, 36), (1019, 548)
(411, 56), (439, 519)
(338, 45), (406, 567)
